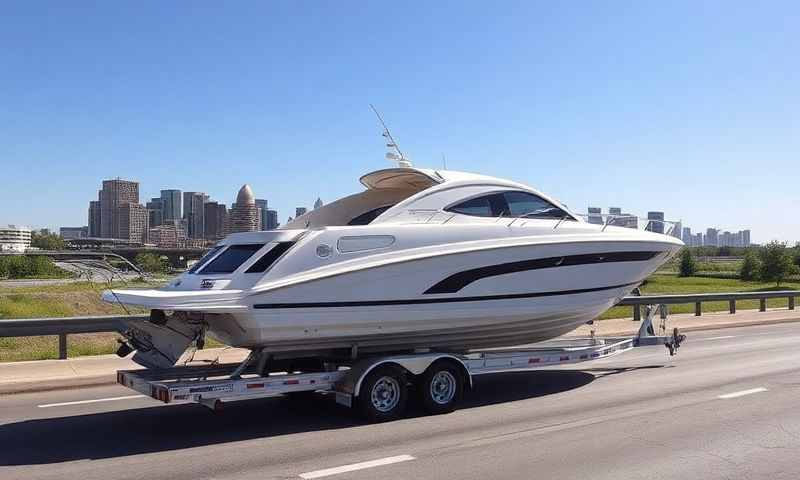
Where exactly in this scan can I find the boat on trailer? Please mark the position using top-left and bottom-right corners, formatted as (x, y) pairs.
(103, 163), (682, 369)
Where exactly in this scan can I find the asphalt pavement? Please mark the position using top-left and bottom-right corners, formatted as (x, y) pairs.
(1, 322), (799, 480)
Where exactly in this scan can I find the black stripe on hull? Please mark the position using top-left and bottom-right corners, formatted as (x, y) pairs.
(252, 281), (640, 310)
(424, 250), (662, 294)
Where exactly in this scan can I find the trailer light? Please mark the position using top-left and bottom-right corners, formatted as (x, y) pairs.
(247, 383), (265, 389)
(284, 379), (300, 385)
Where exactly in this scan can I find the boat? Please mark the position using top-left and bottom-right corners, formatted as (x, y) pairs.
(103, 163), (682, 368)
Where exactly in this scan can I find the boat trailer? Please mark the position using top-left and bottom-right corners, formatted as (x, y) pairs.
(117, 304), (684, 422)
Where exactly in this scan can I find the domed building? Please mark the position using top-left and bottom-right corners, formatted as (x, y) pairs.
(226, 184), (260, 234)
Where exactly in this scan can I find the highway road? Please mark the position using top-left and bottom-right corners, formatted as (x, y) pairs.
(1, 322), (799, 480)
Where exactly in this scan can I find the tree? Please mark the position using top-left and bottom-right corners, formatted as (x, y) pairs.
(135, 253), (168, 273)
(739, 250), (760, 281)
(30, 231), (65, 250)
(758, 241), (797, 287)
(678, 248), (696, 277)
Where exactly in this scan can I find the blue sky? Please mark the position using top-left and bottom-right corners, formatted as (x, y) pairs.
(1, 1), (797, 243)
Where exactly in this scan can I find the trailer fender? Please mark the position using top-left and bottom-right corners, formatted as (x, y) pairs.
(346, 354), (472, 398)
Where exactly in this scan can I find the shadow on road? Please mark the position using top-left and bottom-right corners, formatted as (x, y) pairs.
(0, 369), (599, 466)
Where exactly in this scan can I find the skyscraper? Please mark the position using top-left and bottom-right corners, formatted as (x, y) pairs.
(671, 220), (682, 239)
(99, 179), (139, 238)
(183, 192), (208, 239)
(314, 197), (323, 210)
(265, 209), (279, 230)
(160, 189), (182, 222)
(682, 227), (692, 245)
(646, 211), (665, 234)
(255, 199), (268, 230)
(118, 203), (149, 244)
(742, 230), (751, 247)
(706, 228), (719, 246)
(88, 200), (101, 237)
(227, 185), (260, 234)
(146, 197), (163, 227)
(204, 201), (228, 240)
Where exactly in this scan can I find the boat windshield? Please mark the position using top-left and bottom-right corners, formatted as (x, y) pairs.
(197, 244), (264, 274)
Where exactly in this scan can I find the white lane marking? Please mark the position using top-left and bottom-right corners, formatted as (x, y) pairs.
(717, 387), (768, 399)
(704, 335), (736, 341)
(38, 395), (145, 408)
(299, 455), (415, 479)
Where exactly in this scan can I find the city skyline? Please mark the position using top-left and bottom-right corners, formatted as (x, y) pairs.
(2, 3), (798, 244)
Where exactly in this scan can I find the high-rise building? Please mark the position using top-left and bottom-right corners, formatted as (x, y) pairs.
(265, 209), (279, 230)
(60, 226), (88, 240)
(160, 189), (182, 222)
(587, 207), (602, 225)
(88, 200), (101, 237)
(742, 230), (751, 247)
(646, 211), (665, 234)
(682, 227), (692, 245)
(99, 179), (139, 238)
(255, 199), (268, 230)
(296, 207), (308, 218)
(694, 232), (704, 246)
(118, 203), (149, 244)
(227, 185), (260, 234)
(146, 197), (163, 227)
(671, 221), (682, 239)
(706, 228), (719, 247)
(204, 201), (228, 240)
(183, 192), (208, 239)
(314, 197), (323, 210)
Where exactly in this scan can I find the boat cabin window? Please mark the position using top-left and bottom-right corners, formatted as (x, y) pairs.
(187, 245), (224, 274)
(503, 191), (573, 220)
(347, 205), (395, 226)
(446, 194), (506, 217)
(245, 242), (295, 273)
(199, 244), (264, 274)
(446, 191), (574, 220)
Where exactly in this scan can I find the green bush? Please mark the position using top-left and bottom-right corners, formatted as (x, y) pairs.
(30, 231), (65, 250)
(739, 250), (760, 281)
(758, 241), (798, 287)
(135, 253), (169, 273)
(0, 255), (71, 279)
(678, 249), (696, 277)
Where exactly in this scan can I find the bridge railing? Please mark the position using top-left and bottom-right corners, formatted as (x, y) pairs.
(1, 290), (799, 360)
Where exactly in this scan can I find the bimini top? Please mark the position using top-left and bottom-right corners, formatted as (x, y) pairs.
(284, 166), (576, 229)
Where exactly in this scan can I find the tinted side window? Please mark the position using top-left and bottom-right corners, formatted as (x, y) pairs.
(348, 205), (394, 226)
(245, 242), (295, 273)
(446, 194), (506, 217)
(187, 246), (224, 274)
(200, 244), (264, 274)
(504, 191), (571, 219)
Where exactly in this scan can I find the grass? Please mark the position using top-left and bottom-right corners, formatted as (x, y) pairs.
(600, 274), (800, 320)
(0, 279), (166, 362)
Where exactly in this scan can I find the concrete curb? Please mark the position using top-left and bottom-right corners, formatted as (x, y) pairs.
(2, 317), (799, 396)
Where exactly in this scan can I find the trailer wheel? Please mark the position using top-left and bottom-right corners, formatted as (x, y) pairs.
(356, 365), (408, 422)
(419, 361), (463, 415)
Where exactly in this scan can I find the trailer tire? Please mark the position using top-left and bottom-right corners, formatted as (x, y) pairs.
(356, 365), (408, 422)
(419, 361), (464, 415)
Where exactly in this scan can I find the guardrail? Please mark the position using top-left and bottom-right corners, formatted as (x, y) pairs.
(0, 314), (148, 360)
(618, 290), (800, 321)
(1, 290), (799, 360)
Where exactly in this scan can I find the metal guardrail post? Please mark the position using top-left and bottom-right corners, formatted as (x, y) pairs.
(633, 305), (641, 322)
(760, 299), (767, 312)
(659, 304), (668, 319)
(729, 300), (736, 314)
(58, 334), (67, 360)
(695, 302), (702, 316)
(790, 297), (796, 310)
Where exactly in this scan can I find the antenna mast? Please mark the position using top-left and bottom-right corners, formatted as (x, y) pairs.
(370, 104), (412, 168)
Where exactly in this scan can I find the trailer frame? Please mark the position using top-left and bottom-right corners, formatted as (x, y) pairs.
(116, 304), (684, 420)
